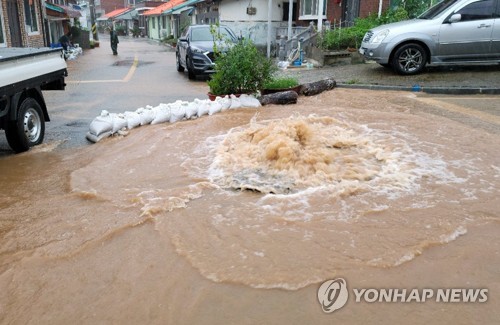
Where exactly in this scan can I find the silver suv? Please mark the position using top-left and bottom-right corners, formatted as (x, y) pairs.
(359, 0), (500, 74)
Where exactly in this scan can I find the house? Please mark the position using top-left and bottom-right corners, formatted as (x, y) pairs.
(96, 7), (132, 33)
(140, 0), (390, 48)
(0, 0), (84, 48)
(1, 0), (46, 47)
(45, 1), (82, 46)
(143, 0), (188, 41)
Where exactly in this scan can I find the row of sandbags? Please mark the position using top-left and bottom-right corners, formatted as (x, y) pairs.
(86, 94), (261, 143)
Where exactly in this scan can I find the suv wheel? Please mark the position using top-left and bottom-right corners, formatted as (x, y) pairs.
(186, 57), (196, 80)
(176, 53), (185, 72)
(391, 43), (427, 75)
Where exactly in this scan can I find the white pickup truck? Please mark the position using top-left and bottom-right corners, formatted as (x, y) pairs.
(0, 47), (67, 153)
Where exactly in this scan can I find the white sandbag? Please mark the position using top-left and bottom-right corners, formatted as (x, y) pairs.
(86, 131), (112, 143)
(208, 100), (223, 115)
(151, 103), (171, 125)
(169, 104), (186, 123)
(239, 94), (261, 108)
(180, 101), (191, 119)
(196, 99), (210, 117)
(185, 101), (198, 119)
(111, 113), (128, 133)
(215, 96), (231, 111)
(136, 106), (155, 125)
(89, 115), (113, 137)
(229, 95), (242, 109)
(123, 111), (141, 129)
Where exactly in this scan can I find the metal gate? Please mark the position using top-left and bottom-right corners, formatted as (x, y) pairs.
(6, 0), (23, 47)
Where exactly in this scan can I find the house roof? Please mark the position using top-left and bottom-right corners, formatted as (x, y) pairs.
(143, 0), (186, 16)
(165, 0), (203, 14)
(103, 8), (132, 19)
(45, 3), (82, 18)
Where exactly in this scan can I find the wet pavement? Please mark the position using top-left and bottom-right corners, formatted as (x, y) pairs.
(0, 35), (499, 324)
(279, 59), (500, 94)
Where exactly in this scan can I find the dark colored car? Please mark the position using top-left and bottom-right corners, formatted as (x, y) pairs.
(176, 25), (238, 80)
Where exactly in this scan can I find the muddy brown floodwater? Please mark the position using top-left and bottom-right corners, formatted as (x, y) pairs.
(0, 89), (498, 324)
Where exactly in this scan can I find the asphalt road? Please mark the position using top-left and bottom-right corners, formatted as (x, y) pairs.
(0, 34), (499, 155)
(0, 34), (210, 155)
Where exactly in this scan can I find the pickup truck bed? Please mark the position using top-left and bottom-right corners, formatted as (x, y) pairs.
(0, 47), (67, 153)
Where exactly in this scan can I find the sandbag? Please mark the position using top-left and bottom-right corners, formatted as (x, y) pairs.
(112, 113), (128, 133)
(151, 103), (171, 125)
(89, 112), (113, 137)
(86, 131), (112, 143)
(229, 95), (242, 109)
(136, 106), (155, 125)
(215, 96), (231, 111)
(208, 100), (223, 115)
(185, 101), (198, 119)
(239, 94), (261, 108)
(123, 111), (141, 129)
(196, 99), (210, 117)
(170, 104), (186, 123)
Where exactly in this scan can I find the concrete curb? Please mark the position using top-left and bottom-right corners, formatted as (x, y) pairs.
(336, 83), (500, 95)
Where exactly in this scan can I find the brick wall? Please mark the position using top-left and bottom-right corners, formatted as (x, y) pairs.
(299, 0), (392, 26)
(359, 0), (391, 18)
(1, 0), (45, 47)
(328, 0), (392, 23)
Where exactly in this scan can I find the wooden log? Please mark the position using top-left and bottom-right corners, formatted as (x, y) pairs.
(300, 78), (337, 96)
(259, 90), (299, 106)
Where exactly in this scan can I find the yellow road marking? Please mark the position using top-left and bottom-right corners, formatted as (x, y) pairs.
(67, 55), (139, 84)
(415, 96), (500, 126)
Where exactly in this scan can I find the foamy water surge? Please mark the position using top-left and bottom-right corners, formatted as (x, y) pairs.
(162, 113), (486, 290)
(209, 114), (437, 197)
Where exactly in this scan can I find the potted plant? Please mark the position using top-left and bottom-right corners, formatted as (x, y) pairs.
(261, 76), (301, 95)
(207, 38), (276, 100)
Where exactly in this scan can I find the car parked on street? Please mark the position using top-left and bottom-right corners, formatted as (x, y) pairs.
(176, 25), (238, 80)
(359, 0), (500, 75)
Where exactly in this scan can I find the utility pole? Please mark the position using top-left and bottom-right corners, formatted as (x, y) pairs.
(90, 0), (99, 41)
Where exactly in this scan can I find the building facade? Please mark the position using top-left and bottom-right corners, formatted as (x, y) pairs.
(1, 0), (46, 47)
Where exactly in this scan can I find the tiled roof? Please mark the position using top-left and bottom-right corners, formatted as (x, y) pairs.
(103, 8), (132, 19)
(143, 0), (186, 16)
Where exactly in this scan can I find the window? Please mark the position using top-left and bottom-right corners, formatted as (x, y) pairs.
(455, 0), (494, 21)
(0, 7), (6, 46)
(24, 0), (39, 33)
(299, 0), (326, 19)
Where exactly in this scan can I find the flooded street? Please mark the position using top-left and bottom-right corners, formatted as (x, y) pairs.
(0, 87), (498, 323)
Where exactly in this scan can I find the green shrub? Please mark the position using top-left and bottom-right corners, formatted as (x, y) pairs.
(263, 77), (299, 90)
(319, 7), (409, 51)
(208, 38), (276, 95)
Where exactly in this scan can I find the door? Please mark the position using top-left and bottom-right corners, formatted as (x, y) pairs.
(341, 0), (360, 27)
(6, 0), (23, 47)
(437, 0), (495, 60)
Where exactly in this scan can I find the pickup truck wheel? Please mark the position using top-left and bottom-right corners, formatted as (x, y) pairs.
(391, 43), (427, 75)
(176, 53), (184, 72)
(5, 98), (45, 153)
(186, 57), (196, 80)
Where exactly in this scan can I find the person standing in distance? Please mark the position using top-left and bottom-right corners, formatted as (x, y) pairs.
(110, 26), (119, 55)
